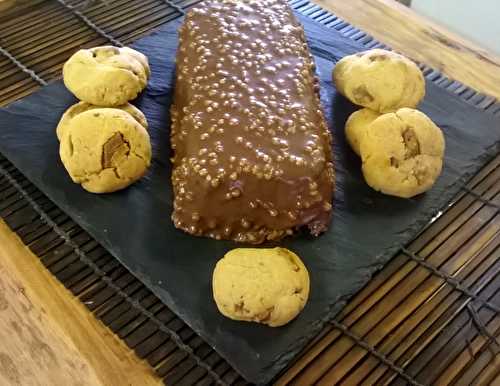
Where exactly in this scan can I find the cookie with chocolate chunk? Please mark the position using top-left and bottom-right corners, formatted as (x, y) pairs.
(333, 49), (425, 113)
(59, 108), (151, 193)
(212, 247), (310, 327)
(56, 101), (147, 141)
(360, 108), (445, 198)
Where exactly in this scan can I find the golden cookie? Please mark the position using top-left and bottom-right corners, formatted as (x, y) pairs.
(333, 49), (425, 113)
(345, 108), (381, 156)
(63, 46), (150, 106)
(360, 108), (445, 198)
(56, 101), (147, 141)
(59, 108), (152, 193)
(120, 47), (151, 78)
(212, 247), (310, 327)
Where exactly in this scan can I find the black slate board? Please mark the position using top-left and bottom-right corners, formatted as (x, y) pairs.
(0, 15), (499, 384)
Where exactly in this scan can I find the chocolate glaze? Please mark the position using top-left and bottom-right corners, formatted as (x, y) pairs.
(170, 0), (334, 244)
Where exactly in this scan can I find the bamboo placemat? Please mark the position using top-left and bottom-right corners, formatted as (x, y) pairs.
(0, 1), (498, 385)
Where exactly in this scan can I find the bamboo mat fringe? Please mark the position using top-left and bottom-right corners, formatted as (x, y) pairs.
(461, 186), (500, 211)
(401, 247), (500, 314)
(55, 0), (124, 46)
(466, 303), (500, 355)
(0, 45), (47, 85)
(161, 0), (186, 15)
(328, 319), (427, 386)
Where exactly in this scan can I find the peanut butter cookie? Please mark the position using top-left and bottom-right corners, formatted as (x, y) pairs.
(56, 101), (147, 141)
(212, 247), (310, 327)
(334, 49), (425, 113)
(63, 46), (150, 106)
(345, 108), (381, 156)
(59, 108), (152, 193)
(360, 108), (445, 198)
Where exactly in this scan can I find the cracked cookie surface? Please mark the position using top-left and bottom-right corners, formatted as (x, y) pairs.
(345, 108), (381, 156)
(360, 108), (445, 198)
(59, 108), (151, 193)
(212, 247), (310, 327)
(333, 49), (425, 113)
(56, 101), (147, 141)
(63, 46), (150, 106)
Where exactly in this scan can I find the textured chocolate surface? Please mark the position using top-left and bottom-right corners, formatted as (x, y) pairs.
(171, 0), (334, 243)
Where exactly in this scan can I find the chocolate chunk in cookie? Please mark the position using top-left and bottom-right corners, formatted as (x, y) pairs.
(59, 108), (151, 193)
(360, 108), (445, 198)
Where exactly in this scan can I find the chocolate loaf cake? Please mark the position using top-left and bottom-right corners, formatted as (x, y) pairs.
(170, 0), (334, 244)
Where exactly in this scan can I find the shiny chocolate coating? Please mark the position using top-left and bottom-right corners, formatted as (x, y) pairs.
(170, 0), (334, 243)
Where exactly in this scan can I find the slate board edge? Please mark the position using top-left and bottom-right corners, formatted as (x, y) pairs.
(0, 2), (499, 385)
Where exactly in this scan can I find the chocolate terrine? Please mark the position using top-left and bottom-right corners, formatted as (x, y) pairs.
(170, 0), (334, 243)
